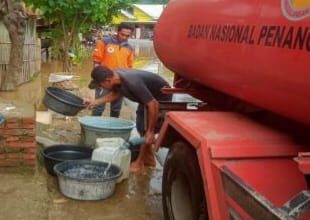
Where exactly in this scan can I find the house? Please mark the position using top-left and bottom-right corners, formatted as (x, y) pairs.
(113, 4), (166, 39)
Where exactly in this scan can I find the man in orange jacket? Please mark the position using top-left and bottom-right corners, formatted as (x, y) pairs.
(91, 23), (134, 117)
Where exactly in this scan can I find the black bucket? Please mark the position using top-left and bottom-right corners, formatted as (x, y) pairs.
(43, 87), (85, 116)
(42, 144), (93, 176)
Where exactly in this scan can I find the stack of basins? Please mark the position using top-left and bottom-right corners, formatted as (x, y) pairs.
(42, 87), (135, 200)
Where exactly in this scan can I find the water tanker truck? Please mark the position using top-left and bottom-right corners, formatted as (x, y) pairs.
(153, 0), (310, 219)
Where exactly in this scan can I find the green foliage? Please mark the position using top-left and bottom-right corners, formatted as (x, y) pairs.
(70, 45), (89, 66)
(25, 0), (134, 71)
(27, 0), (133, 24)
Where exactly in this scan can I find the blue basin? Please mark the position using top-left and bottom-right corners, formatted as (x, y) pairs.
(0, 114), (5, 125)
(79, 116), (136, 147)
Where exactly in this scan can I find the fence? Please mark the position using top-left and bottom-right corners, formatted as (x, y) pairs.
(0, 20), (41, 87)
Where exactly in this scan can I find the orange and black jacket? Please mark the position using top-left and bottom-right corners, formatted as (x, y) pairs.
(92, 36), (133, 69)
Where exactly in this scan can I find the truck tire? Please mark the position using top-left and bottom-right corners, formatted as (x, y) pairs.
(162, 142), (208, 220)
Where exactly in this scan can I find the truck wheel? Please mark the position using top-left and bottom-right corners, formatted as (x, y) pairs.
(162, 142), (208, 220)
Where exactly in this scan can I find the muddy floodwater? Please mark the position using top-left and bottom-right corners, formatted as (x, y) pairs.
(0, 39), (172, 220)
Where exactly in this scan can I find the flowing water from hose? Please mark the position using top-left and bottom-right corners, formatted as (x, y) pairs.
(103, 137), (146, 176)
(103, 149), (119, 177)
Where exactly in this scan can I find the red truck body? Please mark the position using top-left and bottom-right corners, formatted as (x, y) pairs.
(155, 0), (310, 125)
(154, 1), (310, 219)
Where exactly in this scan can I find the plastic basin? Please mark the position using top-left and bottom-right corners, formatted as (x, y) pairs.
(54, 160), (122, 200)
(79, 116), (136, 147)
(43, 87), (85, 116)
(42, 145), (93, 176)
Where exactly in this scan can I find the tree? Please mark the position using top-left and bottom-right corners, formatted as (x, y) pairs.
(0, 0), (27, 91)
(25, 0), (134, 71)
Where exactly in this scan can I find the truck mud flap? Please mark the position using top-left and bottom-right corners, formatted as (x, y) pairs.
(221, 167), (310, 220)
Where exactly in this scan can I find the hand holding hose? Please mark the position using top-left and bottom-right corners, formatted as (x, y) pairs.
(83, 97), (97, 109)
(145, 130), (156, 145)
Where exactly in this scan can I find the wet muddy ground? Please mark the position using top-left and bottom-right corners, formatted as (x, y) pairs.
(0, 39), (171, 220)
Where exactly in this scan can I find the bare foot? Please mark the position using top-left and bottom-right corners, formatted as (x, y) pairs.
(143, 147), (156, 167)
(130, 160), (145, 173)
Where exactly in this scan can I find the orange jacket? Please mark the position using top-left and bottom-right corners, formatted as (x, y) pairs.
(92, 36), (133, 69)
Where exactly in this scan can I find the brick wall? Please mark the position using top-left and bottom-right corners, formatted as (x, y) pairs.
(0, 103), (36, 168)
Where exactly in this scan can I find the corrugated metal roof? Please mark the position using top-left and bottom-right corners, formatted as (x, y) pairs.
(121, 10), (136, 19)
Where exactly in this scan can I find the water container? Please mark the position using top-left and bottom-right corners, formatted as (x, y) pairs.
(96, 137), (125, 149)
(79, 116), (136, 147)
(91, 137), (131, 183)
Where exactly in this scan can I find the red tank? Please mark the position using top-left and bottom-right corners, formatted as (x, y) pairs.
(154, 0), (310, 125)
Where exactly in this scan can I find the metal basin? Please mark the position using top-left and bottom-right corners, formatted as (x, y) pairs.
(54, 160), (122, 200)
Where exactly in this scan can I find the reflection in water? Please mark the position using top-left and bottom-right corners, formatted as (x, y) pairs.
(130, 39), (157, 59)
(130, 39), (173, 84)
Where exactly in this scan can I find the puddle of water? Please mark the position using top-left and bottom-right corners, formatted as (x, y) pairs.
(130, 39), (174, 84)
(149, 166), (164, 195)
